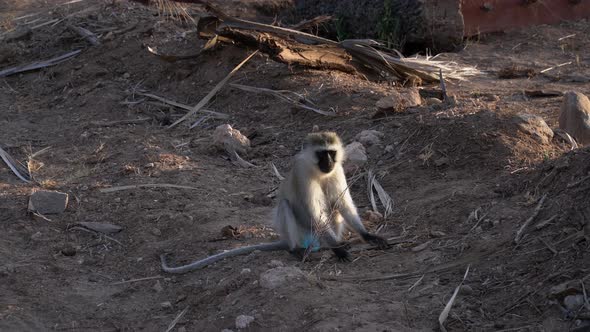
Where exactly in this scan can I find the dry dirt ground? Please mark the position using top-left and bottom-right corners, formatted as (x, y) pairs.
(1, 1), (590, 331)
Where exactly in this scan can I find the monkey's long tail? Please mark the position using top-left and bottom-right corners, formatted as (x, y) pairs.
(160, 241), (288, 274)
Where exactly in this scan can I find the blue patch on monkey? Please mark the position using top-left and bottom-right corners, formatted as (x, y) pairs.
(301, 234), (320, 252)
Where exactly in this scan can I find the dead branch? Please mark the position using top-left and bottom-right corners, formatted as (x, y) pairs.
(514, 194), (547, 244)
(0, 49), (82, 77)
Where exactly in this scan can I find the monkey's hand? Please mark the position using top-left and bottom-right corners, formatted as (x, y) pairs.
(332, 247), (351, 262)
(362, 233), (389, 250)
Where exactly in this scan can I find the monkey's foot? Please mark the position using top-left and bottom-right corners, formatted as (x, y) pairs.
(362, 233), (390, 250)
(332, 247), (351, 262)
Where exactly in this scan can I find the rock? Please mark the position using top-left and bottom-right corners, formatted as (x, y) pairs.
(240, 268), (252, 275)
(549, 280), (582, 299)
(28, 191), (68, 214)
(434, 157), (449, 166)
(559, 91), (590, 145)
(153, 280), (164, 293)
(61, 246), (77, 257)
(343, 142), (367, 173)
(30, 231), (43, 241)
(376, 88), (422, 111)
(212, 124), (251, 155)
(362, 210), (383, 223)
(259, 266), (304, 290)
(514, 114), (554, 144)
(384, 145), (394, 153)
(425, 97), (442, 105)
(151, 228), (162, 236)
(564, 295), (585, 311)
(235, 315), (255, 329)
(268, 260), (284, 268)
(4, 27), (32, 42)
(355, 130), (384, 146)
(460, 284), (474, 295)
(160, 301), (172, 309)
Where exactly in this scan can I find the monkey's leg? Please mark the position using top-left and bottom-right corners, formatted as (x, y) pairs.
(274, 199), (302, 250)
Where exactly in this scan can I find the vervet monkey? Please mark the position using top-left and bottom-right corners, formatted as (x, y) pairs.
(160, 131), (388, 274)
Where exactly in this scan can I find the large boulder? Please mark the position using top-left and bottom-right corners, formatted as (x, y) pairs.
(559, 91), (590, 145)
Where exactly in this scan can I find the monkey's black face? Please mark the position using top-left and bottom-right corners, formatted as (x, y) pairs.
(316, 150), (337, 173)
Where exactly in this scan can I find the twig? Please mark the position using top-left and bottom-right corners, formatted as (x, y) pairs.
(0, 49), (82, 77)
(439, 68), (448, 101)
(408, 274), (425, 293)
(581, 279), (590, 311)
(540, 62), (572, 74)
(439, 265), (470, 332)
(0, 146), (32, 183)
(111, 275), (164, 285)
(537, 236), (557, 255)
(165, 306), (189, 332)
(271, 162), (285, 180)
(558, 33), (576, 41)
(514, 194), (547, 244)
(534, 214), (558, 230)
(567, 175), (590, 188)
(88, 117), (151, 127)
(169, 50), (258, 128)
(69, 226), (123, 246)
(67, 24), (99, 46)
(230, 83), (335, 116)
(99, 183), (201, 193)
(137, 92), (228, 119)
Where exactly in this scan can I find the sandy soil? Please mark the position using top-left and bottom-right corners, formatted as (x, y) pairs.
(1, 1), (589, 331)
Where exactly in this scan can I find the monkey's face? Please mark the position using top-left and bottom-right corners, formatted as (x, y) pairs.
(316, 149), (337, 174)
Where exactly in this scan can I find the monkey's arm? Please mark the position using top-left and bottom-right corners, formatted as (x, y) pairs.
(160, 241), (288, 274)
(335, 174), (389, 249)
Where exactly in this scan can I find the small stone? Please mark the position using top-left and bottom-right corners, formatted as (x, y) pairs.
(434, 157), (449, 166)
(268, 260), (284, 268)
(376, 88), (422, 111)
(559, 91), (590, 145)
(241, 268), (252, 275)
(4, 27), (32, 42)
(385, 145), (394, 153)
(514, 114), (554, 145)
(31, 232), (42, 241)
(160, 301), (172, 309)
(212, 124), (251, 155)
(28, 190), (69, 214)
(61, 246), (77, 257)
(153, 280), (164, 293)
(355, 130), (384, 146)
(151, 228), (162, 236)
(564, 295), (585, 311)
(460, 284), (474, 295)
(235, 315), (254, 329)
(430, 230), (446, 238)
(259, 266), (304, 290)
(363, 210), (383, 223)
(549, 280), (582, 299)
(425, 98), (442, 105)
(343, 142), (367, 173)
(123, 72), (130, 79)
